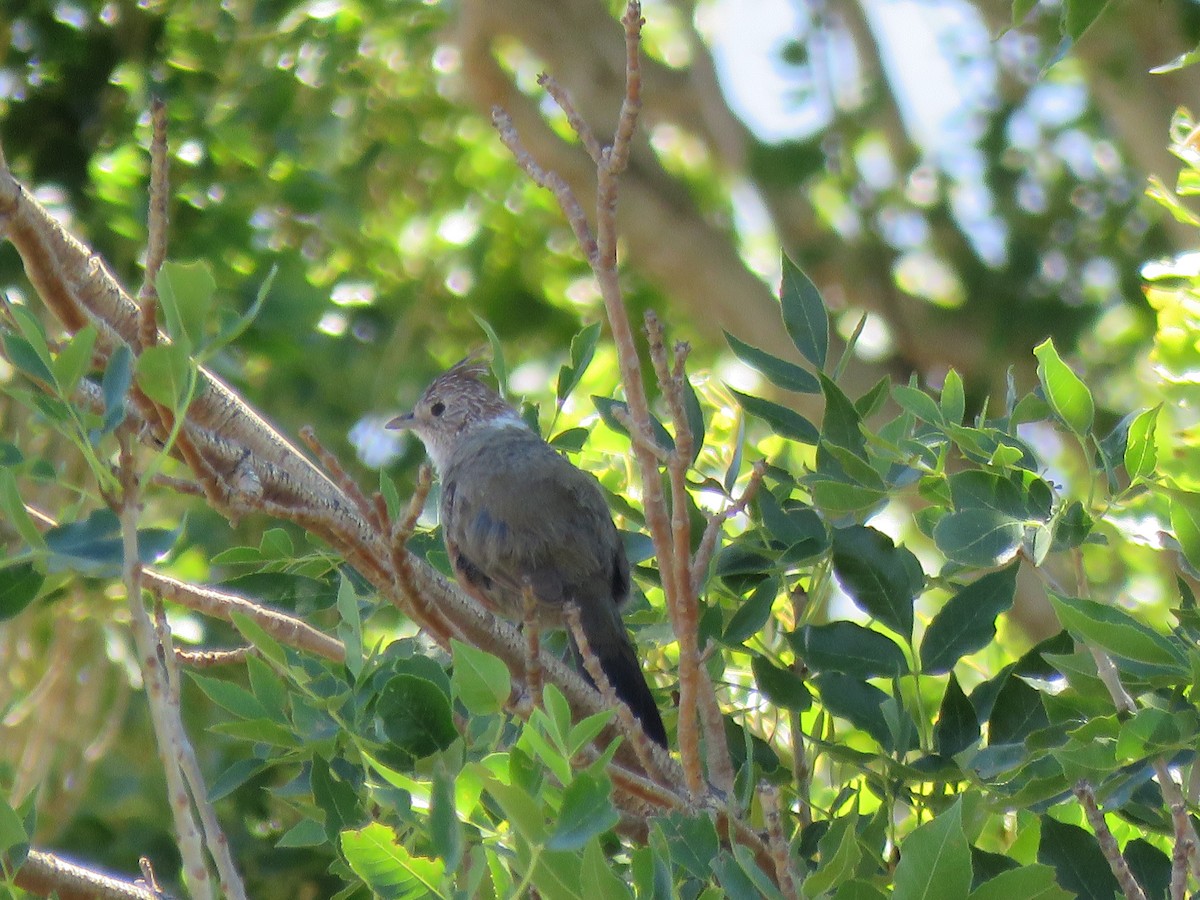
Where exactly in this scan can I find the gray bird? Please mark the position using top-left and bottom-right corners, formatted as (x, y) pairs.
(387, 357), (668, 747)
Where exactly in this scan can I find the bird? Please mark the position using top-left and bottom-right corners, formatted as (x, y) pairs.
(387, 355), (668, 747)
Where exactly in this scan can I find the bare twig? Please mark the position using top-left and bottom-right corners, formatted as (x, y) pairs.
(301, 425), (379, 528)
(1171, 800), (1191, 900)
(691, 460), (766, 595)
(116, 430), (218, 900)
(537, 74), (602, 163)
(138, 97), (169, 350)
(12, 847), (162, 900)
(176, 646), (256, 668)
(565, 603), (666, 782)
(1075, 782), (1148, 900)
(761, 782), (800, 900)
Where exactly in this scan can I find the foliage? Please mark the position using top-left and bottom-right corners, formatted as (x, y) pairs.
(6, 1), (1200, 899)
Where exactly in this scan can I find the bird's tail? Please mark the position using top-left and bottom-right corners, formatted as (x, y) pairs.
(569, 601), (668, 748)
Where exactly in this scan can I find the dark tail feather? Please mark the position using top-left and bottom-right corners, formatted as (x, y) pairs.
(570, 603), (668, 748)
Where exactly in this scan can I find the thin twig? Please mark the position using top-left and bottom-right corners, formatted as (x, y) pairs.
(565, 603), (666, 781)
(116, 430), (217, 900)
(138, 97), (169, 350)
(176, 646), (256, 668)
(300, 425), (378, 528)
(12, 847), (162, 900)
(761, 782), (800, 900)
(691, 460), (766, 595)
(1075, 782), (1148, 900)
(1171, 800), (1191, 900)
(538, 74), (602, 163)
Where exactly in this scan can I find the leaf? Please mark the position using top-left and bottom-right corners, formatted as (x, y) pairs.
(342, 821), (448, 900)
(932, 509), (1023, 568)
(1062, 0), (1116, 41)
(802, 811), (862, 897)
(547, 772), (619, 851)
(893, 384), (943, 424)
(472, 314), (507, 392)
(780, 254), (828, 368)
(728, 388), (818, 444)
(557, 322), (601, 404)
(156, 259), (216, 350)
(336, 573), (363, 678)
(831, 525), (922, 638)
(136, 343), (194, 410)
(940, 369), (965, 424)
(0, 794), (28, 860)
(451, 639), (511, 715)
(2, 331), (57, 387)
(100, 343), (133, 435)
(549, 427), (589, 452)
(820, 374), (867, 458)
(722, 330), (819, 393)
(1036, 817), (1119, 900)
(0, 563), (43, 621)
(0, 470), (46, 550)
(1033, 338), (1093, 436)
(210, 263), (275, 352)
(429, 769), (462, 870)
(722, 577), (777, 645)
(53, 324), (97, 396)
(932, 674), (979, 757)
(44, 509), (181, 577)
(1048, 593), (1188, 671)
(968, 864), (1072, 900)
(378, 675), (458, 762)
(1123, 405), (1159, 481)
(680, 375), (705, 464)
(791, 621), (908, 679)
(189, 673), (268, 720)
(813, 672), (913, 753)
(592, 396), (674, 451)
(750, 655), (811, 711)
(1170, 490), (1200, 571)
(658, 812), (720, 880)
(920, 565), (1019, 674)
(892, 799), (971, 900)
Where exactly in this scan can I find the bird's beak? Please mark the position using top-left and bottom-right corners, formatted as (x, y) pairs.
(386, 412), (414, 430)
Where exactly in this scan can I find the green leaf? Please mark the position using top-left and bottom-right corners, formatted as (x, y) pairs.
(820, 374), (867, 458)
(722, 577), (778, 645)
(100, 343), (133, 435)
(209, 263), (275, 352)
(156, 259), (216, 350)
(592, 396), (674, 451)
(1048, 593), (1188, 671)
(0, 563), (43, 621)
(230, 610), (287, 667)
(1170, 491), (1200, 570)
(932, 509), (1023, 568)
(802, 810), (861, 896)
(940, 369), (965, 424)
(831, 525), (922, 638)
(1033, 338), (1093, 436)
(1062, 0), (1116, 40)
(582, 839), (634, 900)
(1011, 0), (1038, 26)
(451, 639), (511, 715)
(893, 384), (943, 424)
(813, 672), (912, 752)
(968, 864), (1072, 900)
(136, 342), (194, 410)
(729, 388), (818, 444)
(0, 470), (46, 550)
(189, 673), (268, 720)
(208, 758), (269, 802)
(429, 769), (462, 870)
(780, 254), (828, 369)
(2, 331), (57, 387)
(556, 321), (601, 404)
(472, 314), (507, 392)
(550, 427), (590, 452)
(892, 799), (971, 900)
(680, 375), (705, 464)
(378, 674), (458, 761)
(44, 509), (181, 577)
(1036, 817), (1119, 900)
(53, 324), (97, 396)
(932, 674), (979, 757)
(1123, 405), (1159, 481)
(750, 655), (811, 711)
(336, 574), (363, 678)
(0, 793), (28, 860)
(547, 772), (619, 851)
(722, 331), (819, 394)
(921, 565), (1019, 674)
(342, 821), (448, 900)
(791, 621), (907, 679)
(658, 812), (720, 880)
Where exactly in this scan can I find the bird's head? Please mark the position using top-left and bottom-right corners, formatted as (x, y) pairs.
(387, 355), (525, 471)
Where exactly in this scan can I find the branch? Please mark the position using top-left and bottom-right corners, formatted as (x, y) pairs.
(11, 848), (162, 900)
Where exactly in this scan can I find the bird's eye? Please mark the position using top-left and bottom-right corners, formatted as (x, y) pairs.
(430, 401), (446, 417)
